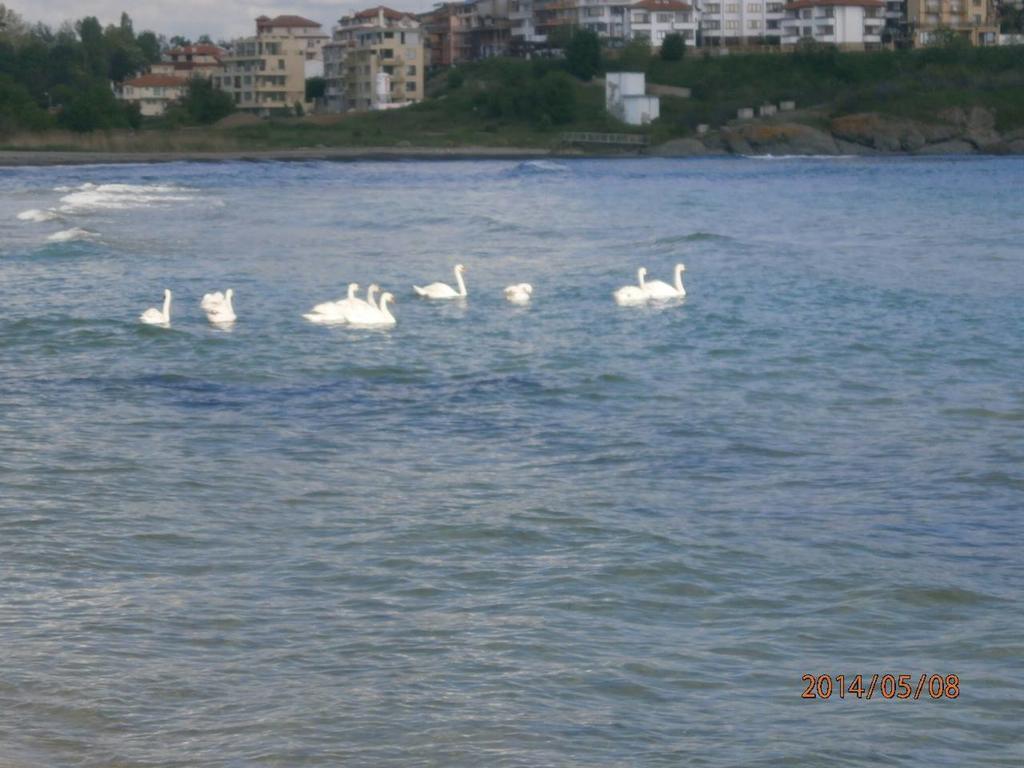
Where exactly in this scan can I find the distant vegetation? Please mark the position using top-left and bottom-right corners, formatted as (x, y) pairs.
(0, 5), (161, 133)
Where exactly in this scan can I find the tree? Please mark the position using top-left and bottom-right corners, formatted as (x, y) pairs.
(136, 31), (160, 63)
(565, 29), (601, 81)
(169, 35), (191, 48)
(305, 76), (325, 100)
(76, 16), (107, 78)
(660, 33), (685, 61)
(176, 77), (234, 124)
(535, 71), (576, 125)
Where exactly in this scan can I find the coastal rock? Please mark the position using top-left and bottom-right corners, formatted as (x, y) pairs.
(1006, 138), (1024, 154)
(650, 138), (726, 157)
(936, 106), (1000, 149)
(830, 113), (925, 152)
(725, 123), (839, 155)
(918, 121), (961, 143)
(834, 139), (881, 156)
(915, 139), (977, 155)
(720, 128), (753, 155)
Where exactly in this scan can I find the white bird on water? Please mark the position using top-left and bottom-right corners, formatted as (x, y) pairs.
(613, 267), (649, 306)
(203, 288), (236, 324)
(504, 283), (533, 304)
(414, 264), (467, 299)
(643, 263), (686, 300)
(344, 291), (396, 327)
(309, 282), (359, 317)
(140, 289), (172, 326)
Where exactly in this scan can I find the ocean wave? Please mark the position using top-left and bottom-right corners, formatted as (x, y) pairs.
(57, 182), (199, 213)
(17, 209), (59, 222)
(504, 160), (571, 177)
(46, 227), (97, 243)
(744, 154), (859, 160)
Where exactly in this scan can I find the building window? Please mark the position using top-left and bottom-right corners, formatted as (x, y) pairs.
(725, 19), (739, 28)
(405, 81), (416, 92)
(657, 12), (674, 21)
(747, 3), (762, 10)
(278, 59), (285, 70)
(406, 65), (416, 76)
(726, 3), (739, 12)
(406, 48), (416, 60)
(706, 2), (721, 10)
(748, 19), (761, 28)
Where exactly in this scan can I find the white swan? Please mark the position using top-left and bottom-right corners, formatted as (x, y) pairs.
(140, 289), (172, 325)
(345, 291), (396, 327)
(201, 290), (225, 311)
(204, 288), (236, 324)
(310, 282), (359, 316)
(504, 283), (533, 304)
(414, 264), (467, 299)
(613, 267), (649, 306)
(643, 264), (686, 299)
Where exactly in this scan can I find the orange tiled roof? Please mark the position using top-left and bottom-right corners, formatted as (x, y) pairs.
(354, 6), (410, 20)
(257, 14), (322, 28)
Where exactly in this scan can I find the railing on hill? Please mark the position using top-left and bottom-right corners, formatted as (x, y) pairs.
(560, 132), (648, 146)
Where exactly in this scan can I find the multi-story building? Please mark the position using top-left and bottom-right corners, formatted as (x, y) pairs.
(905, 0), (997, 45)
(117, 74), (188, 116)
(780, 0), (886, 48)
(419, 2), (475, 67)
(322, 6), (426, 113)
(215, 15), (325, 116)
(697, 0), (788, 46)
(257, 14), (330, 76)
(150, 44), (225, 79)
(469, 0), (513, 58)
(626, 0), (699, 47)
(509, 0), (546, 51)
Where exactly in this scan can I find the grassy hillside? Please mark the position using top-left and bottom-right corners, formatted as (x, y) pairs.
(645, 44), (1024, 135)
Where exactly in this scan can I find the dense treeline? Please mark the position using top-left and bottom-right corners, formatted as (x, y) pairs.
(0, 4), (160, 133)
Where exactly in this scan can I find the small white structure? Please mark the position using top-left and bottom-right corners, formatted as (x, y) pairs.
(737, 107), (754, 120)
(605, 72), (660, 126)
(759, 104), (778, 117)
(780, 100), (796, 111)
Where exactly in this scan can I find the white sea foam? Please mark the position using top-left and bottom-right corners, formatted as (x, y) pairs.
(46, 227), (96, 243)
(17, 209), (59, 222)
(519, 160), (570, 173)
(57, 182), (199, 213)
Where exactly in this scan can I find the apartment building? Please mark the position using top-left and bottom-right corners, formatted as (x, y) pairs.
(420, 2), (475, 67)
(322, 6), (425, 113)
(905, 0), (997, 45)
(216, 15), (326, 115)
(257, 14), (330, 76)
(509, 0), (546, 51)
(625, 0), (698, 47)
(781, 0), (886, 48)
(698, 0), (788, 45)
(150, 44), (224, 79)
(117, 74), (188, 116)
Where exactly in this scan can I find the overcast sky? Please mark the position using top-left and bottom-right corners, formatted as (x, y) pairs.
(22, 1), (441, 40)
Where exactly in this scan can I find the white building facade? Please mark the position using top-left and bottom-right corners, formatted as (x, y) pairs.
(605, 71), (660, 124)
(781, 0), (885, 49)
(626, 0), (698, 47)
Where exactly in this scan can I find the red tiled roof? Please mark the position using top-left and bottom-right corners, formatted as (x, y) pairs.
(167, 44), (224, 57)
(257, 14), (322, 28)
(354, 6), (409, 20)
(631, 0), (692, 9)
(124, 74), (187, 88)
(785, 0), (882, 7)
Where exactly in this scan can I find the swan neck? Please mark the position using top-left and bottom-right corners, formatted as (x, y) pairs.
(637, 268), (645, 288)
(455, 268), (466, 296)
(367, 286), (379, 308)
(379, 297), (394, 320)
(675, 266), (683, 292)
(163, 293), (171, 317)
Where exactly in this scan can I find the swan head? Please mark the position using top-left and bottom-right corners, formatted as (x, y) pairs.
(676, 263), (686, 273)
(379, 291), (395, 305)
(164, 288), (172, 300)
(455, 264), (466, 273)
(348, 282), (359, 294)
(225, 288), (234, 299)
(522, 284), (533, 294)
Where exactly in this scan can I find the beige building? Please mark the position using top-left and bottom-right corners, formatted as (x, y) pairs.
(215, 15), (327, 116)
(323, 6), (425, 113)
(906, 0), (997, 45)
(117, 74), (188, 116)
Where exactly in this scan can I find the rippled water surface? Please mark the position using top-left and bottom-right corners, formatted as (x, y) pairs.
(1, 157), (1022, 766)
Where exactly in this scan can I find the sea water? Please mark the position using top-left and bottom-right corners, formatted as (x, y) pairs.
(1, 158), (1022, 766)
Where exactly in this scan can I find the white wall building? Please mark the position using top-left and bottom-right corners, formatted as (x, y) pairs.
(117, 74), (187, 116)
(626, 0), (698, 47)
(605, 71), (660, 125)
(780, 0), (885, 49)
(509, 0), (546, 50)
(696, 0), (787, 45)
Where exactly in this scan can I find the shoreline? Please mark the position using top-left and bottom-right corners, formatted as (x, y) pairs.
(0, 146), (570, 167)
